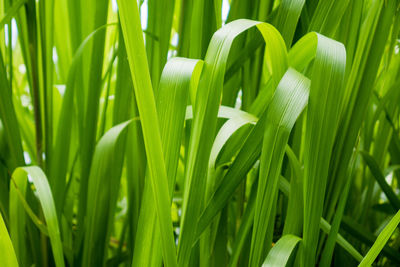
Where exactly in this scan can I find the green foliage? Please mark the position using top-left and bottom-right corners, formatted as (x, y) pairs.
(0, 0), (400, 266)
(0, 211), (19, 267)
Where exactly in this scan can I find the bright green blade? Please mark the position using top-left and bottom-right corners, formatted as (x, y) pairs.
(11, 166), (65, 267)
(359, 209), (400, 266)
(132, 57), (203, 267)
(0, 50), (24, 170)
(300, 32), (346, 267)
(82, 120), (132, 266)
(50, 23), (116, 214)
(274, 0), (305, 47)
(249, 68), (309, 266)
(0, 212), (19, 267)
(117, 1), (178, 266)
(262, 235), (301, 267)
(178, 20), (287, 266)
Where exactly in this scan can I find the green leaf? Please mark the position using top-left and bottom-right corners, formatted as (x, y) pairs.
(179, 20), (287, 266)
(0, 0), (26, 29)
(341, 216), (400, 263)
(132, 57), (203, 267)
(11, 166), (65, 267)
(300, 32), (346, 267)
(117, 1), (178, 266)
(0, 212), (19, 267)
(249, 68), (309, 266)
(280, 176), (364, 262)
(50, 23), (117, 215)
(0, 47), (24, 170)
(262, 235), (301, 267)
(359, 209), (400, 266)
(308, 0), (350, 36)
(82, 120), (132, 266)
(274, 0), (305, 47)
(359, 151), (400, 210)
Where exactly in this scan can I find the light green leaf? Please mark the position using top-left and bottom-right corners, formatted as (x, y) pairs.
(82, 120), (132, 266)
(179, 20), (287, 266)
(359, 209), (400, 266)
(249, 68), (309, 266)
(11, 166), (65, 267)
(262, 235), (301, 267)
(0, 212), (19, 267)
(300, 32), (346, 267)
(132, 57), (203, 267)
(117, 1), (178, 266)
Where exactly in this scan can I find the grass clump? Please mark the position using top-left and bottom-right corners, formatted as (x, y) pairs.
(0, 0), (400, 266)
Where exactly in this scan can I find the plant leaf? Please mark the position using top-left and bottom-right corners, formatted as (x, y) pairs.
(262, 235), (301, 267)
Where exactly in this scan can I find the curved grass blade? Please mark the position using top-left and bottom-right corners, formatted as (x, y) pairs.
(179, 20), (287, 266)
(208, 111), (258, 171)
(75, 0), (110, 237)
(10, 175), (48, 236)
(82, 120), (132, 267)
(262, 235), (301, 267)
(196, 68), (309, 243)
(185, 105), (258, 121)
(249, 68), (309, 266)
(50, 23), (117, 215)
(200, 111), (258, 266)
(299, 32), (346, 267)
(194, 110), (265, 241)
(11, 166), (65, 267)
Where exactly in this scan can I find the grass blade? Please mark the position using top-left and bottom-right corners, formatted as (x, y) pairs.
(117, 1), (178, 265)
(0, 212), (19, 267)
(11, 166), (65, 267)
(359, 209), (400, 266)
(274, 0), (305, 47)
(132, 57), (203, 266)
(262, 234), (301, 267)
(249, 68), (309, 266)
(82, 120), (132, 266)
(301, 32), (346, 267)
(359, 151), (400, 210)
(179, 21), (287, 266)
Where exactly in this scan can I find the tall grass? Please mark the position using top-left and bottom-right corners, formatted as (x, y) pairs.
(0, 0), (400, 266)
